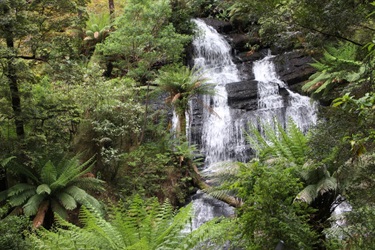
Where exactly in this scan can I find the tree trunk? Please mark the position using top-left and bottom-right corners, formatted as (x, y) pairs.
(108, 0), (115, 16)
(4, 7), (25, 139)
(191, 164), (242, 208)
(32, 200), (50, 228)
(177, 111), (186, 139)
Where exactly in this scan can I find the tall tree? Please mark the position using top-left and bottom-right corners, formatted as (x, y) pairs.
(96, 0), (190, 81)
(0, 0), (89, 187)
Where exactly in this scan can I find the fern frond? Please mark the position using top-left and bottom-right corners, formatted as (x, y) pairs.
(6, 183), (35, 197)
(154, 204), (192, 249)
(63, 185), (88, 202)
(23, 194), (46, 216)
(51, 199), (68, 220)
(8, 164), (40, 183)
(8, 188), (36, 207)
(316, 176), (337, 195)
(51, 155), (95, 190)
(181, 217), (235, 250)
(56, 192), (77, 210)
(36, 184), (51, 195)
(0, 156), (15, 167)
(40, 160), (57, 185)
(295, 184), (318, 204)
(81, 194), (103, 215)
(80, 206), (124, 249)
(71, 176), (105, 191)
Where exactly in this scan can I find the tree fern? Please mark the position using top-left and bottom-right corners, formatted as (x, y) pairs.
(0, 154), (104, 227)
(40, 161), (57, 185)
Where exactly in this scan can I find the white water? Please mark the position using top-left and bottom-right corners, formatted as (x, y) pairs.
(253, 55), (317, 132)
(193, 19), (241, 170)
(190, 20), (317, 229)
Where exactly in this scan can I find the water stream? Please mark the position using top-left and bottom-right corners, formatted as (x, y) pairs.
(189, 19), (317, 229)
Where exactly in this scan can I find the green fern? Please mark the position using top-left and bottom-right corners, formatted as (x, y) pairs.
(29, 196), (217, 250)
(302, 42), (367, 98)
(0, 154), (104, 227)
(246, 119), (309, 165)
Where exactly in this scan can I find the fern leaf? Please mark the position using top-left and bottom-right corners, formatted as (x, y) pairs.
(317, 176), (337, 195)
(23, 193), (46, 216)
(0, 156), (15, 167)
(286, 120), (308, 164)
(64, 185), (88, 202)
(9, 164), (40, 183)
(36, 184), (51, 195)
(80, 206), (124, 249)
(51, 155), (95, 190)
(9, 189), (36, 207)
(56, 192), (77, 210)
(6, 183), (35, 197)
(71, 177), (105, 191)
(40, 160), (57, 185)
(154, 204), (192, 249)
(81, 194), (103, 215)
(295, 184), (318, 204)
(51, 199), (68, 220)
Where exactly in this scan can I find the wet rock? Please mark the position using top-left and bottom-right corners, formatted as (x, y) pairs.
(226, 80), (258, 111)
(199, 18), (233, 33)
(273, 51), (316, 93)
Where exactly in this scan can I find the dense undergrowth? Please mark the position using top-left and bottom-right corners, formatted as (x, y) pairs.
(0, 0), (375, 249)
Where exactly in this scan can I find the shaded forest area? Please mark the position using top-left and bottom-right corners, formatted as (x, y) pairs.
(0, 0), (375, 249)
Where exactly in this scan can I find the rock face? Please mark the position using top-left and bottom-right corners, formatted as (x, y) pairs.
(274, 51), (316, 93)
(226, 80), (258, 110)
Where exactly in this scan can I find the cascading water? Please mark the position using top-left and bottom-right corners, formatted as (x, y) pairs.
(189, 19), (317, 229)
(192, 19), (241, 169)
(252, 55), (317, 132)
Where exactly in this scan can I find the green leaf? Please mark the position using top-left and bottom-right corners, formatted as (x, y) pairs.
(64, 185), (88, 202)
(51, 199), (68, 220)
(23, 194), (46, 216)
(9, 189), (36, 207)
(36, 184), (51, 195)
(40, 160), (57, 185)
(7, 183), (35, 197)
(57, 192), (77, 210)
(0, 156), (16, 167)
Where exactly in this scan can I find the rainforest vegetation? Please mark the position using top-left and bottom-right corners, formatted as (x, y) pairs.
(0, 0), (375, 249)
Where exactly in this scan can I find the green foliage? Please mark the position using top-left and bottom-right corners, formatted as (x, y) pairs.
(302, 42), (368, 99)
(233, 159), (317, 249)
(332, 92), (375, 154)
(325, 154), (375, 249)
(118, 139), (199, 205)
(0, 214), (31, 250)
(72, 70), (144, 181)
(28, 196), (213, 250)
(155, 64), (214, 137)
(96, 0), (191, 80)
(83, 13), (111, 53)
(227, 0), (373, 50)
(0, 155), (104, 226)
(246, 119), (309, 165)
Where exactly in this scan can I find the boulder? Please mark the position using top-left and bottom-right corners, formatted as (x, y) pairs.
(199, 18), (233, 33)
(273, 51), (316, 93)
(226, 80), (258, 110)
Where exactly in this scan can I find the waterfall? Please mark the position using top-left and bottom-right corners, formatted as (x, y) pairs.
(192, 19), (241, 170)
(189, 19), (317, 229)
(252, 55), (317, 132)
